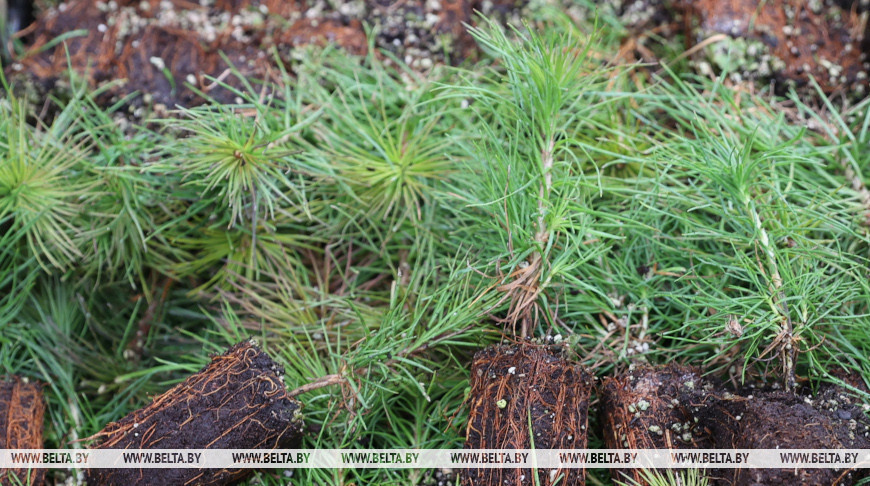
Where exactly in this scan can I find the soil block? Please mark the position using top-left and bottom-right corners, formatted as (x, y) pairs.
(690, 386), (870, 486)
(0, 376), (46, 486)
(462, 344), (592, 486)
(85, 340), (304, 486)
(601, 364), (717, 486)
(678, 0), (870, 95)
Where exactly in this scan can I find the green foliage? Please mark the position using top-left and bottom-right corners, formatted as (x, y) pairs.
(443, 18), (634, 338)
(312, 72), (453, 226)
(630, 72), (870, 385)
(0, 96), (94, 272)
(159, 103), (308, 228)
(3, 8), (870, 486)
(70, 93), (160, 287)
(143, 93), (320, 291)
(287, 47), (467, 245)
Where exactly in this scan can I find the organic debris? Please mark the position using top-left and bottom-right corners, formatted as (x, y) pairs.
(5, 0), (529, 111)
(463, 344), (591, 486)
(0, 376), (45, 486)
(601, 364), (717, 486)
(679, 0), (870, 95)
(85, 340), (304, 486)
(689, 384), (870, 486)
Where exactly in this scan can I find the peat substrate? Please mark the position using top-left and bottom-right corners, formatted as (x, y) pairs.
(602, 363), (870, 486)
(601, 364), (716, 485)
(0, 376), (45, 486)
(463, 343), (592, 486)
(85, 340), (304, 486)
(465, 354), (870, 486)
(690, 384), (870, 486)
(615, 0), (870, 96)
(681, 0), (870, 95)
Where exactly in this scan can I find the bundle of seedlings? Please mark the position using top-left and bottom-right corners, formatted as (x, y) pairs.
(449, 15), (642, 485)
(449, 17), (633, 486)
(628, 51), (870, 484)
(463, 344), (592, 486)
(686, 383), (870, 486)
(6, 4), (870, 486)
(601, 364), (718, 486)
(85, 341), (304, 486)
(0, 376), (45, 486)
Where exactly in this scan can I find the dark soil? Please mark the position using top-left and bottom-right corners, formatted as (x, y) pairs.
(678, 0), (870, 95)
(827, 367), (870, 396)
(688, 385), (870, 486)
(462, 344), (591, 486)
(85, 340), (304, 486)
(601, 363), (717, 486)
(0, 376), (45, 486)
(5, 0), (528, 111)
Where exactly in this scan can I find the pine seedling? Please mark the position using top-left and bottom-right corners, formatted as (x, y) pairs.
(777, 85), (870, 388)
(151, 99), (310, 230)
(147, 94), (324, 291)
(274, 47), (468, 253)
(0, 95), (96, 273)
(636, 72), (870, 388)
(446, 19), (623, 338)
(309, 70), (455, 229)
(68, 89), (163, 289)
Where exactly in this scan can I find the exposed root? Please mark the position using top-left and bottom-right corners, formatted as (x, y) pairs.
(463, 344), (591, 486)
(0, 376), (46, 486)
(494, 255), (545, 339)
(85, 341), (304, 485)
